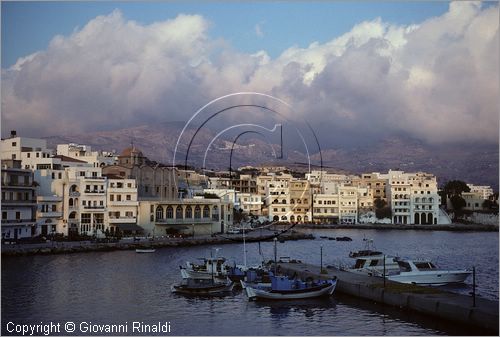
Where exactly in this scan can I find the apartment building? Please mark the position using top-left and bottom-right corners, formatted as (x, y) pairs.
(466, 184), (494, 201)
(1, 160), (37, 240)
(57, 143), (117, 168)
(106, 178), (140, 234)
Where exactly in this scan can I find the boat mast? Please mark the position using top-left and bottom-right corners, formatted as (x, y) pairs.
(243, 226), (247, 268)
(273, 237), (278, 275)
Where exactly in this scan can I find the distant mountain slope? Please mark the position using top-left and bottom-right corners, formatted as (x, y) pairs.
(45, 122), (499, 190)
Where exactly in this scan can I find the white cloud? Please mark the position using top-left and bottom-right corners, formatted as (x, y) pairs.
(2, 3), (498, 145)
(255, 22), (264, 38)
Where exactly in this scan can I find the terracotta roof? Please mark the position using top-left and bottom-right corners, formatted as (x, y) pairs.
(52, 155), (87, 163)
(120, 146), (143, 157)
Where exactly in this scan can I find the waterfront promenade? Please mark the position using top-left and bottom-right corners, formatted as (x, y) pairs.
(300, 223), (499, 231)
(278, 261), (499, 335)
(1, 229), (312, 257)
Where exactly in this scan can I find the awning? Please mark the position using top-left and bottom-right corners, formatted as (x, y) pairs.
(115, 223), (144, 231)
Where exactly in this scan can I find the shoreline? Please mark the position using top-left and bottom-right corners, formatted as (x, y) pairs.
(1, 230), (313, 257)
(296, 223), (499, 232)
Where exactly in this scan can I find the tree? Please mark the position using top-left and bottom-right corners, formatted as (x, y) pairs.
(376, 207), (392, 219)
(443, 180), (470, 197)
(482, 199), (494, 210)
(374, 198), (387, 209)
(450, 195), (466, 219)
(373, 198), (391, 219)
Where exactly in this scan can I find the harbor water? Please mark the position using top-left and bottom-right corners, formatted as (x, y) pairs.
(2, 229), (498, 335)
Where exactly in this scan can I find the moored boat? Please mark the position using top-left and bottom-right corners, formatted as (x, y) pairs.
(242, 274), (337, 301)
(171, 278), (234, 295)
(387, 258), (472, 286)
(135, 249), (156, 253)
(181, 257), (229, 279)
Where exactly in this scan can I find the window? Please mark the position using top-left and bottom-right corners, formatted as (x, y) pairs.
(12, 142), (16, 146)
(156, 206), (164, 220)
(117, 195), (122, 202)
(203, 206), (210, 218)
(194, 206), (201, 218)
(128, 183), (132, 188)
(185, 206), (192, 218)
(110, 195), (114, 201)
(2, 212), (6, 220)
(166, 206), (173, 218)
(80, 172), (85, 176)
(27, 153), (30, 158)
(176, 206), (183, 219)
(126, 195), (131, 201)
(36, 153), (39, 158)
(12, 154), (16, 160)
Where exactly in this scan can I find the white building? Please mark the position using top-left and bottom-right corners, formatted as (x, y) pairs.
(387, 170), (441, 225)
(1, 160), (37, 240)
(466, 184), (494, 201)
(57, 143), (117, 168)
(106, 178), (140, 235)
(0, 131), (60, 170)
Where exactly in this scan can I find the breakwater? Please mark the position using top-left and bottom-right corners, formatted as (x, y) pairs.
(278, 262), (499, 335)
(1, 230), (313, 257)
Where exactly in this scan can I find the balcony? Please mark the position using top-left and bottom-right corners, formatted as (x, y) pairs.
(1, 181), (34, 188)
(1, 219), (36, 226)
(37, 211), (63, 218)
(156, 217), (215, 225)
(1, 199), (37, 205)
(84, 176), (106, 180)
(83, 206), (106, 210)
(83, 190), (106, 194)
(37, 195), (62, 202)
(69, 191), (80, 197)
(108, 187), (136, 193)
(108, 200), (139, 207)
(109, 216), (137, 224)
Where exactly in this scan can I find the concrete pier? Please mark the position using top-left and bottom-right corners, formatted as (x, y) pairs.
(278, 262), (499, 334)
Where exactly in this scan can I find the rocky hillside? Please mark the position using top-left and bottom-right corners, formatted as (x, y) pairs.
(46, 122), (499, 189)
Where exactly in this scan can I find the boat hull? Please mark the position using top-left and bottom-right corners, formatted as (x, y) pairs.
(135, 249), (156, 253)
(387, 270), (471, 286)
(243, 280), (337, 300)
(171, 281), (234, 295)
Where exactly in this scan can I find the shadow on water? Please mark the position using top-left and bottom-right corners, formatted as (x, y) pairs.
(250, 297), (337, 320)
(335, 292), (496, 336)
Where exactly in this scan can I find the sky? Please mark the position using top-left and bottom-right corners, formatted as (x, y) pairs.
(1, 1), (499, 147)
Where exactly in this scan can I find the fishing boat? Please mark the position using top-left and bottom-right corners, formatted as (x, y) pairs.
(171, 277), (234, 295)
(135, 248), (156, 253)
(241, 274), (337, 300)
(386, 258), (472, 286)
(181, 256), (229, 279)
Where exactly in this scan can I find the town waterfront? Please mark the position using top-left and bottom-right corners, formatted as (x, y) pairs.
(2, 229), (498, 336)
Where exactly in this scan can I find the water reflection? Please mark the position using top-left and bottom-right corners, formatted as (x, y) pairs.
(254, 297), (336, 320)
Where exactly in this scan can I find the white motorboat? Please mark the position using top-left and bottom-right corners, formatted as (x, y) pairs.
(241, 274), (337, 300)
(346, 239), (400, 276)
(387, 258), (472, 286)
